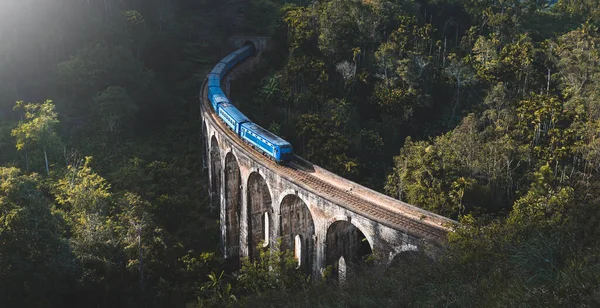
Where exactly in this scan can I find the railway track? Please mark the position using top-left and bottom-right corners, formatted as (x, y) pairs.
(201, 63), (454, 245)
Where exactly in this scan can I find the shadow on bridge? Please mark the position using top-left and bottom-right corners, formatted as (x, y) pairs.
(280, 194), (315, 274)
(224, 152), (242, 268)
(326, 220), (372, 283)
(247, 172), (274, 261)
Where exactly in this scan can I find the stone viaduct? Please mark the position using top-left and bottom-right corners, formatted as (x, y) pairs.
(201, 37), (456, 279)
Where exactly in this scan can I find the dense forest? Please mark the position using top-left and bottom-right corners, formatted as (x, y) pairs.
(2, 0), (600, 307)
(0, 0), (251, 306)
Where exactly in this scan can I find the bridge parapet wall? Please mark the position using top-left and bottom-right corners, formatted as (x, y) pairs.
(293, 156), (452, 230)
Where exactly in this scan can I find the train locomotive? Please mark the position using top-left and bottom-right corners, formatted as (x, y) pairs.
(206, 44), (294, 163)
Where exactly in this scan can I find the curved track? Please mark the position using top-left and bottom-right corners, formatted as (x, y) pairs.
(201, 58), (456, 245)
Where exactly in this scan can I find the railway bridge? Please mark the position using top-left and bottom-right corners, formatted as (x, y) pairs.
(201, 37), (456, 279)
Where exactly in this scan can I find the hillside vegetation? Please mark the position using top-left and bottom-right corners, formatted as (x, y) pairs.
(232, 0), (600, 305)
(0, 0), (240, 306)
(1, 0), (600, 307)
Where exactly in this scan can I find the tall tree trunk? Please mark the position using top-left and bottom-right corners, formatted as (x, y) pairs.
(443, 37), (447, 67)
(43, 146), (49, 175)
(451, 79), (461, 121)
(25, 150), (29, 172)
(20, 113), (29, 171)
(547, 68), (551, 93)
(138, 228), (144, 294)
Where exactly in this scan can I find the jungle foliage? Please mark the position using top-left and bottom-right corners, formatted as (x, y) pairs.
(2, 0), (600, 307)
(231, 0), (600, 306)
(0, 0), (241, 306)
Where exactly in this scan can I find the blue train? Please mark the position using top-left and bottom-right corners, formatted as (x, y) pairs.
(207, 44), (294, 163)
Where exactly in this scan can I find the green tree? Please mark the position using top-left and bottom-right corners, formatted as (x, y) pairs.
(296, 113), (358, 177)
(115, 192), (164, 297)
(11, 100), (61, 175)
(55, 43), (152, 115)
(53, 156), (122, 302)
(92, 86), (139, 136)
(0, 167), (75, 307)
(237, 241), (309, 296)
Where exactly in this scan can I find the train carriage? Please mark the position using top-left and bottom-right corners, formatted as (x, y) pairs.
(240, 122), (293, 163)
(217, 103), (249, 134)
(210, 62), (227, 79)
(205, 44), (294, 163)
(208, 85), (226, 99)
(208, 73), (221, 88)
(232, 45), (254, 61)
(220, 53), (239, 71)
(208, 86), (229, 110)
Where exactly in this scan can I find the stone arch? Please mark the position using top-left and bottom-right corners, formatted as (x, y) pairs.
(385, 249), (423, 277)
(210, 136), (222, 213)
(279, 194), (315, 274)
(224, 152), (242, 266)
(388, 250), (421, 269)
(246, 171), (273, 260)
(325, 220), (373, 282)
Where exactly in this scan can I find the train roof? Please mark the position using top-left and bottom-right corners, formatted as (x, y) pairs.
(219, 103), (249, 123)
(242, 122), (291, 147)
(220, 53), (237, 64)
(212, 94), (229, 104)
(232, 45), (251, 55)
(208, 73), (221, 87)
(208, 86), (225, 95)
(210, 63), (226, 74)
(208, 87), (229, 103)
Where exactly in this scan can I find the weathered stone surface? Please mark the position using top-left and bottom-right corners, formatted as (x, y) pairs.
(280, 194), (315, 274)
(224, 152), (242, 264)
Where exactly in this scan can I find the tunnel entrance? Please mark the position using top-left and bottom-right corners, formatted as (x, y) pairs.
(325, 221), (372, 282)
(280, 195), (315, 274)
(210, 136), (222, 214)
(224, 152), (241, 267)
(243, 40), (256, 53)
(247, 172), (273, 261)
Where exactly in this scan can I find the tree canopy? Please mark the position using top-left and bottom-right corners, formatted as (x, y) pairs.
(2, 0), (600, 306)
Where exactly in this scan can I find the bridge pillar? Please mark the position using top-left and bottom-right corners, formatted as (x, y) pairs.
(239, 167), (250, 260)
(314, 218), (328, 279)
